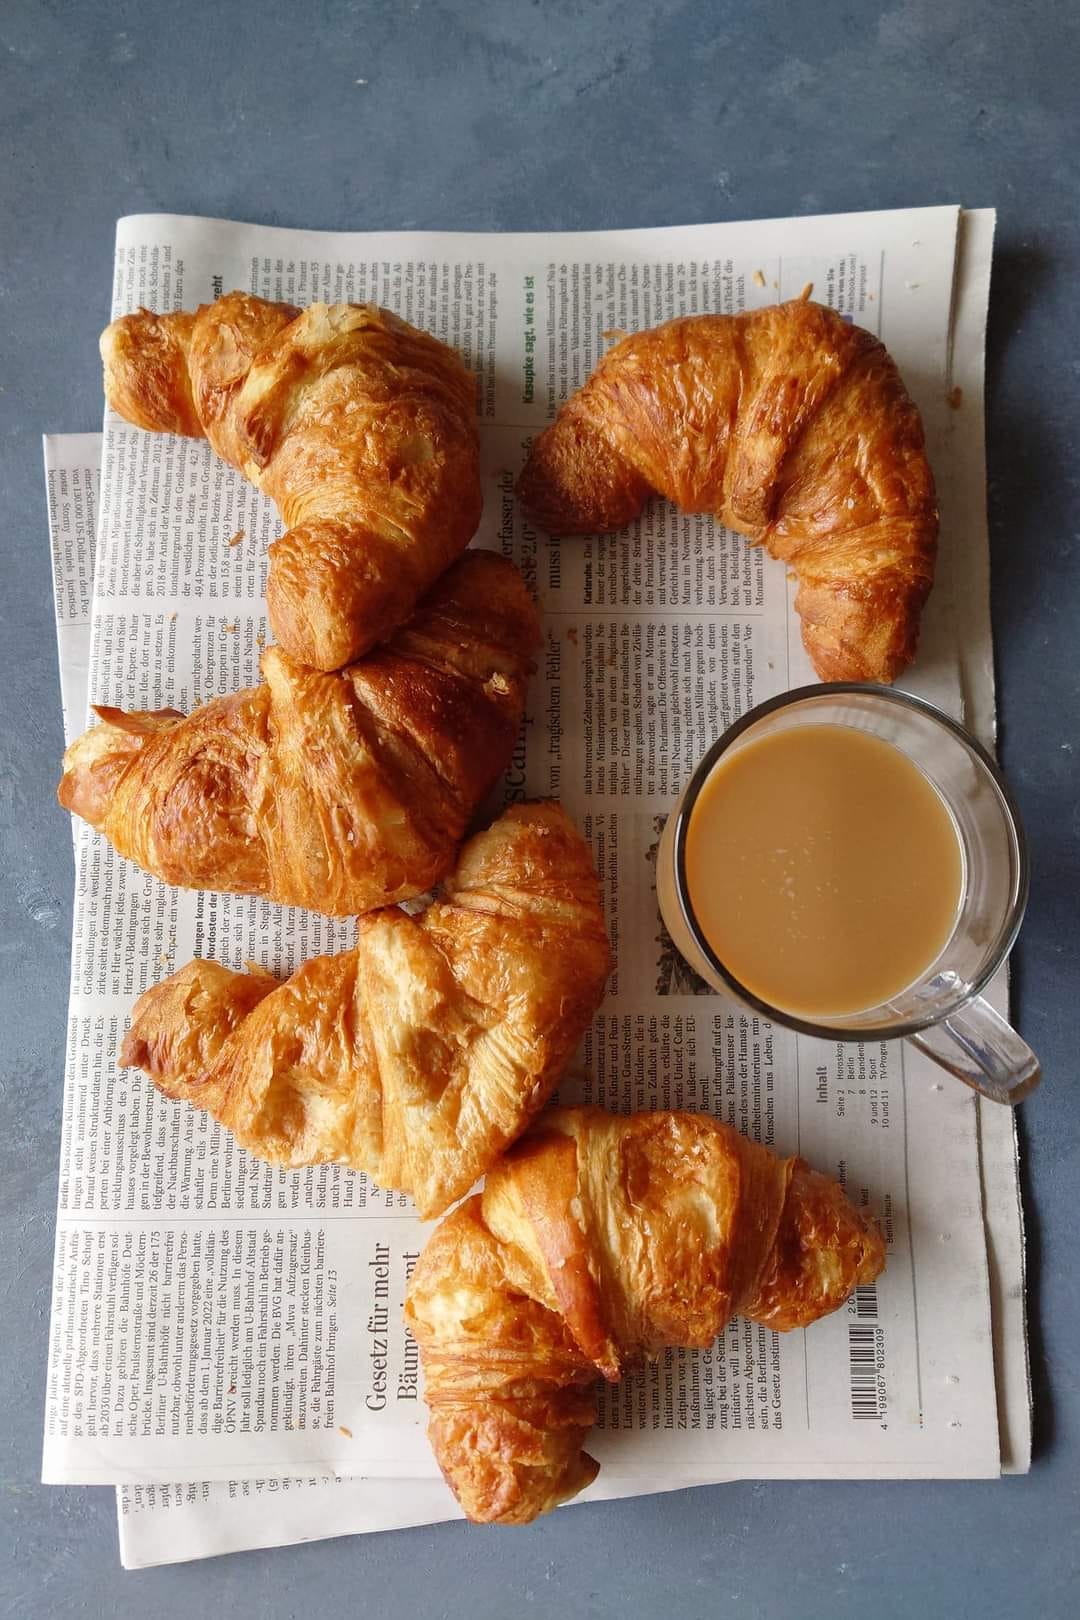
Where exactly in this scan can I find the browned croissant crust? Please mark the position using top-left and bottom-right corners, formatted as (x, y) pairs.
(118, 804), (611, 1218)
(101, 294), (482, 670)
(517, 300), (937, 683)
(406, 1106), (886, 1522)
(58, 551), (540, 916)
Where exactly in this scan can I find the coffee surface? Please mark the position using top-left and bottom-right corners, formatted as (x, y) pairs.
(684, 723), (963, 1017)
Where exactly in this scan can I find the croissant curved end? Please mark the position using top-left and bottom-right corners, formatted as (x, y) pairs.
(426, 1405), (601, 1527)
(57, 707), (184, 828)
(516, 412), (650, 535)
(741, 1159), (886, 1331)
(119, 959), (279, 1102)
(265, 519), (410, 670)
(101, 309), (202, 437)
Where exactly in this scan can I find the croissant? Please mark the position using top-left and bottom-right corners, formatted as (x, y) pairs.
(101, 294), (482, 670)
(118, 804), (611, 1218)
(58, 551), (540, 915)
(518, 299), (937, 683)
(405, 1105), (886, 1522)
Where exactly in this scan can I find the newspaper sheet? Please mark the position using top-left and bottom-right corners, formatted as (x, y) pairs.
(43, 209), (1029, 1524)
(45, 214), (1028, 1564)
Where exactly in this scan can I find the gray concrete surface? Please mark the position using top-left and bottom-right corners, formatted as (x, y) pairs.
(1, 1), (1077, 1615)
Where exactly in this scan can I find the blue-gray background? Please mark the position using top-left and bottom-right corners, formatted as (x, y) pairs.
(2, 2), (1077, 1615)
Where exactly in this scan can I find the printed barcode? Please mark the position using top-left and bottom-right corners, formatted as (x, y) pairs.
(848, 1325), (880, 1420)
(851, 1284), (879, 1320)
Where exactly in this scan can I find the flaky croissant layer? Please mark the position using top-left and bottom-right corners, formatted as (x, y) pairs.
(102, 294), (483, 669)
(406, 1107), (886, 1523)
(58, 551), (540, 916)
(119, 804), (611, 1218)
(518, 299), (937, 683)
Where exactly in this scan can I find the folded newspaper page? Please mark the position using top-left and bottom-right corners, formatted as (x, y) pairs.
(43, 209), (1028, 1529)
(45, 213), (1028, 1563)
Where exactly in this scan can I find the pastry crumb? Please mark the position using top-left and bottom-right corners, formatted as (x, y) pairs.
(566, 627), (578, 645)
(600, 328), (628, 343)
(158, 954), (170, 966)
(227, 529), (245, 547)
(339, 1425), (353, 1439)
(752, 269), (766, 288)
(947, 385), (963, 410)
(223, 622), (237, 632)
(798, 281), (814, 302)
(168, 612), (177, 622)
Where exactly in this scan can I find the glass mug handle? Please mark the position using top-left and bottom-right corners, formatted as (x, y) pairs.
(908, 994), (1041, 1105)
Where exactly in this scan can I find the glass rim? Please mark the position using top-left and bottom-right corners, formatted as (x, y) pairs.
(671, 681), (1031, 1042)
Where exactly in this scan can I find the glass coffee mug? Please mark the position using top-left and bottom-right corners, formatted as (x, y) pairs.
(656, 684), (1040, 1105)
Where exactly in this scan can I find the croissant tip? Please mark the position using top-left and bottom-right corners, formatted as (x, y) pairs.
(117, 1034), (145, 1071)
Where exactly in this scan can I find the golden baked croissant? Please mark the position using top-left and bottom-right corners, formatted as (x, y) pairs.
(58, 551), (539, 916)
(101, 294), (482, 669)
(406, 1105), (886, 1522)
(518, 300), (937, 682)
(119, 804), (611, 1218)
